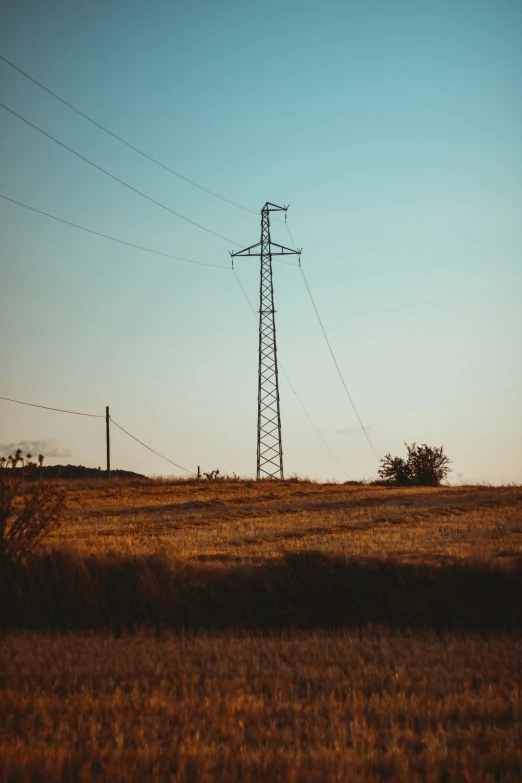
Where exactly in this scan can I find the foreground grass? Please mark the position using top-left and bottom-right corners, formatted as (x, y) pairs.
(1, 628), (521, 783)
(1, 479), (521, 781)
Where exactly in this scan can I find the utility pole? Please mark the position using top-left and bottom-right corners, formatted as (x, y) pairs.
(231, 203), (301, 479)
(106, 405), (111, 477)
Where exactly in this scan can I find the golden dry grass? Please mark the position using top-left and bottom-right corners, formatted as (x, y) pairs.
(1, 628), (521, 782)
(1, 479), (521, 781)
(53, 479), (522, 566)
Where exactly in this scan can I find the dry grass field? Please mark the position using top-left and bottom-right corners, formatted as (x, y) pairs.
(1, 628), (521, 782)
(1, 478), (521, 781)
(51, 478), (522, 565)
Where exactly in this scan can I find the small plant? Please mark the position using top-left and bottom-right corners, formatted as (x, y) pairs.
(378, 443), (451, 487)
(203, 469), (223, 481)
(0, 449), (66, 564)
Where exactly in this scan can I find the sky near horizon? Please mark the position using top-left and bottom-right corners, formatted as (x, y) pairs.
(1, 0), (521, 482)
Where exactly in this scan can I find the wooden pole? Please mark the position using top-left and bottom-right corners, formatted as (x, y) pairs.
(197, 465), (201, 481)
(106, 406), (111, 477)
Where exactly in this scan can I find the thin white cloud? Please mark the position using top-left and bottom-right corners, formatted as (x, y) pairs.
(0, 439), (72, 458)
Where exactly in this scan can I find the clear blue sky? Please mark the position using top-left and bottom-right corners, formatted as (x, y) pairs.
(1, 0), (521, 482)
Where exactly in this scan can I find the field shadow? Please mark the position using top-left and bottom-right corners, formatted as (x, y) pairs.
(1, 551), (521, 633)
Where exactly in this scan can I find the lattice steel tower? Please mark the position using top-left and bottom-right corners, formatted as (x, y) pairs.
(231, 203), (301, 479)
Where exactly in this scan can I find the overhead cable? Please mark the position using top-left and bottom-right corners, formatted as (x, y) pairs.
(0, 395), (194, 474)
(284, 219), (379, 462)
(0, 194), (230, 270)
(0, 102), (241, 247)
(0, 54), (257, 216)
(278, 367), (352, 480)
(0, 394), (103, 418)
(110, 418), (194, 475)
(0, 193), (290, 270)
(232, 269), (351, 479)
(271, 256), (300, 268)
(299, 266), (380, 461)
(285, 219), (297, 251)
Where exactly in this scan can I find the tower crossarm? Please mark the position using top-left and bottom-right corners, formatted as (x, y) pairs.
(231, 241), (300, 260)
(264, 202), (288, 212)
(230, 241), (262, 258)
(268, 241), (301, 256)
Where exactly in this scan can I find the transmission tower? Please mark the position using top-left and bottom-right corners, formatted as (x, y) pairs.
(231, 203), (301, 479)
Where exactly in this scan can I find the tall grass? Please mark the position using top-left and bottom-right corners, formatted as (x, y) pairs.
(0, 452), (66, 563)
(1, 629), (520, 782)
(1, 548), (521, 632)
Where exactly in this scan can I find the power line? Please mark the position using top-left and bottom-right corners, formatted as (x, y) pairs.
(0, 394), (103, 418)
(232, 268), (351, 479)
(232, 267), (258, 317)
(299, 266), (380, 462)
(0, 194), (230, 270)
(110, 418), (194, 475)
(0, 394), (194, 473)
(285, 218), (297, 252)
(0, 254), (356, 477)
(0, 192), (293, 271)
(279, 367), (352, 480)
(0, 54), (258, 216)
(271, 256), (300, 268)
(284, 218), (379, 462)
(0, 102), (241, 247)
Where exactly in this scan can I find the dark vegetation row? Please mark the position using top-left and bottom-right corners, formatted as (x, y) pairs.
(1, 550), (521, 633)
(27, 464), (146, 480)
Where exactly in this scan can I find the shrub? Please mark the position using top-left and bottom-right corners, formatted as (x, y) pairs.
(203, 469), (223, 481)
(378, 443), (451, 487)
(0, 449), (66, 564)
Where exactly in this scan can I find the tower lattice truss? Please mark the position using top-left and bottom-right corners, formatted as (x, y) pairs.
(231, 203), (301, 479)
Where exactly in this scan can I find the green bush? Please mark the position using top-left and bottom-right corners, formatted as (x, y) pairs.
(378, 443), (451, 487)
